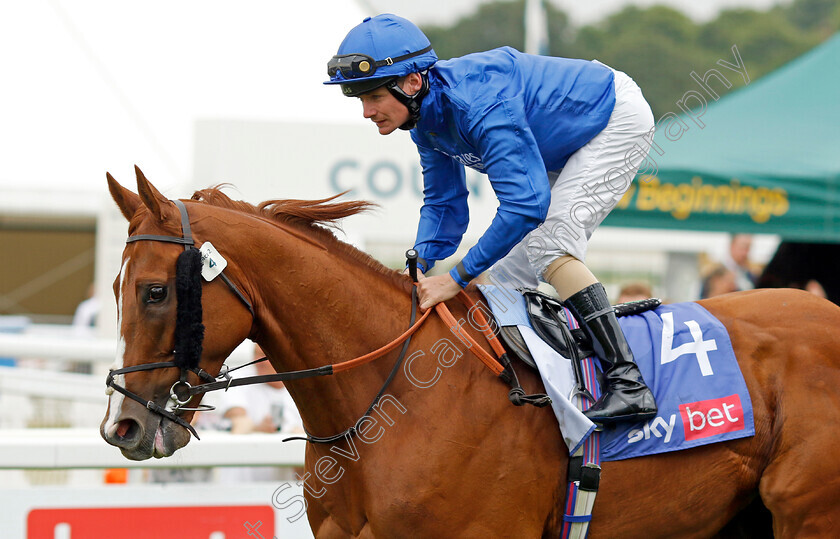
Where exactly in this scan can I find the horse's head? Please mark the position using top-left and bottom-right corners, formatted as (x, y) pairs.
(100, 166), (254, 460)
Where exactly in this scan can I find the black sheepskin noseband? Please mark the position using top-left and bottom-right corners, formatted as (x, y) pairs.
(174, 247), (205, 369)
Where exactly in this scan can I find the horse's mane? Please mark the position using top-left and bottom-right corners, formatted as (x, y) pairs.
(189, 187), (411, 290)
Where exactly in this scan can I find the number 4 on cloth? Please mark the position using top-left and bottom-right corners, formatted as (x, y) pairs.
(660, 312), (717, 376)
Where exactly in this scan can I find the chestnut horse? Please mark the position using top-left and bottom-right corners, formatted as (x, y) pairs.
(102, 168), (840, 538)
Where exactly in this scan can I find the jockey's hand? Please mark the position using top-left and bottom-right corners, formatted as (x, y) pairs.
(402, 267), (425, 280)
(417, 273), (462, 310)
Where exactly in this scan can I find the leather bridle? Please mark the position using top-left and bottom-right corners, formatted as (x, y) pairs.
(105, 199), (435, 443)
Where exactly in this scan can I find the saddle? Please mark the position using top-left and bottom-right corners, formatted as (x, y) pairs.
(496, 288), (661, 371)
(485, 288), (662, 539)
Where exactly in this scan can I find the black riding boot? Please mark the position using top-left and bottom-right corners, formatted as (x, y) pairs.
(566, 283), (657, 424)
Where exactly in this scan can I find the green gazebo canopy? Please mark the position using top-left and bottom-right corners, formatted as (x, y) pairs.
(605, 34), (840, 241)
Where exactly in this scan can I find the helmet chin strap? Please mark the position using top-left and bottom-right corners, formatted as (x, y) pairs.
(387, 72), (430, 130)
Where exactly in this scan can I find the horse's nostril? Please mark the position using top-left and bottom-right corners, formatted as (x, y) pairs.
(116, 419), (138, 440)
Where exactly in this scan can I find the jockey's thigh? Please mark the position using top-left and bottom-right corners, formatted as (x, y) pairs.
(485, 242), (540, 290)
(525, 68), (655, 277)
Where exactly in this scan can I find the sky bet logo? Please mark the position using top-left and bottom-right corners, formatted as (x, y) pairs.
(627, 414), (677, 444)
(627, 394), (745, 445)
(680, 394), (745, 441)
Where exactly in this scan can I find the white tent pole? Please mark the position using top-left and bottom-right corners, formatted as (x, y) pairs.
(525, 0), (549, 55)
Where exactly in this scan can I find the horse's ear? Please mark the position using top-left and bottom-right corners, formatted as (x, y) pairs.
(134, 165), (177, 223)
(107, 172), (141, 221)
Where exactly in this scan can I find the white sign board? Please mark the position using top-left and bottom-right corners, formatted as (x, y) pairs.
(190, 120), (499, 247)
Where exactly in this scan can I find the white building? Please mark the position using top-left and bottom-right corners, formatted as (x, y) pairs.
(0, 1), (776, 330)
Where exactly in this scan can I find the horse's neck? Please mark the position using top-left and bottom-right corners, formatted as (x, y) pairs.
(238, 225), (412, 434)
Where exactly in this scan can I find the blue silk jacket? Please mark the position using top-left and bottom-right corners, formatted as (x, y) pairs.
(410, 47), (616, 286)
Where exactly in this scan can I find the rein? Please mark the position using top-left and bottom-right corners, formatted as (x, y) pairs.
(107, 199), (547, 445)
(436, 291), (550, 407)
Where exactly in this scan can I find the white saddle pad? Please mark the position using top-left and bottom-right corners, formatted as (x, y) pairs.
(479, 285), (596, 454)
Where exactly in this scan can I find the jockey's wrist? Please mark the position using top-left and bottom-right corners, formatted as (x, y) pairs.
(449, 262), (474, 288)
(405, 257), (430, 274)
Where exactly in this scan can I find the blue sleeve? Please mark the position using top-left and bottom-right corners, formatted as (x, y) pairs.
(411, 136), (469, 273)
(448, 98), (551, 288)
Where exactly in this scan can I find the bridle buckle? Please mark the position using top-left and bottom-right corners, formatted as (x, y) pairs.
(218, 364), (234, 392)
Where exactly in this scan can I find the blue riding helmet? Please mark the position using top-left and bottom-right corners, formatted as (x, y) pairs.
(325, 14), (438, 99)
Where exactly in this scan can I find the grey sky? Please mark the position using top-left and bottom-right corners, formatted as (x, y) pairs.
(365, 0), (787, 26)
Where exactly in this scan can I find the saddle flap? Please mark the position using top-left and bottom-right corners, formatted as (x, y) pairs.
(522, 289), (591, 360)
(499, 326), (537, 370)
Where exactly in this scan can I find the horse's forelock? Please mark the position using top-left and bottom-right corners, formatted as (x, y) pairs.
(126, 202), (184, 239)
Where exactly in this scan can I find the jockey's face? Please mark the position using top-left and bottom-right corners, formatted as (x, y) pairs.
(358, 74), (422, 135)
(359, 86), (409, 135)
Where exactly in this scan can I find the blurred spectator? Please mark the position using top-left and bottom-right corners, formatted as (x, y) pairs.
(68, 283), (99, 373)
(205, 345), (303, 482)
(805, 280), (828, 298)
(758, 277), (827, 299)
(722, 234), (759, 291)
(616, 282), (653, 303)
(71, 283), (99, 336)
(700, 264), (738, 299)
(757, 241), (840, 306)
(215, 348), (303, 436)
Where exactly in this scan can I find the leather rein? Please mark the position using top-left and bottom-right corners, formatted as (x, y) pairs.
(106, 199), (547, 444)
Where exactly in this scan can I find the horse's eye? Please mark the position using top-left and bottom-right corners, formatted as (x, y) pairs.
(145, 285), (168, 304)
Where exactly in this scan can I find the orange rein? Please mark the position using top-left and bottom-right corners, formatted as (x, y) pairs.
(435, 290), (507, 376)
(330, 288), (506, 377)
(331, 303), (434, 374)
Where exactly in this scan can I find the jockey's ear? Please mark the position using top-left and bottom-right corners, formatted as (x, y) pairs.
(402, 72), (424, 95)
(107, 171), (141, 221)
(134, 165), (178, 223)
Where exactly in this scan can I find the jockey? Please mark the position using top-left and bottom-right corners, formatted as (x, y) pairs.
(326, 14), (657, 424)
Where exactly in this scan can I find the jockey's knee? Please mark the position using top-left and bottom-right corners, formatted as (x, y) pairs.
(543, 255), (598, 300)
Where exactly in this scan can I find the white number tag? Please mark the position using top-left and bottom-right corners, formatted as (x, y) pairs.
(199, 242), (227, 281)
